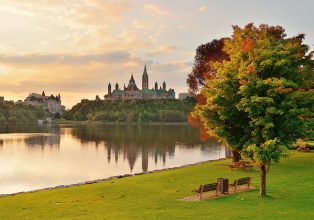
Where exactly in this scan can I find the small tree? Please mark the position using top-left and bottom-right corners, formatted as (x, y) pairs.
(194, 23), (313, 196)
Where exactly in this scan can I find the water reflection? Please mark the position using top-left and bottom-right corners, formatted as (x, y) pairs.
(0, 124), (228, 194)
(24, 134), (60, 149)
(71, 125), (208, 172)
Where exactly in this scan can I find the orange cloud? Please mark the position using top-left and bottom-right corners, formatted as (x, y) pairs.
(143, 4), (170, 17)
(147, 45), (178, 57)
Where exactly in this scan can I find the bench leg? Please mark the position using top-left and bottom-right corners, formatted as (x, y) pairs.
(199, 185), (204, 200)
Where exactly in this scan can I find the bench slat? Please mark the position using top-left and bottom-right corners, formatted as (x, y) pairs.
(202, 183), (218, 192)
(237, 177), (250, 185)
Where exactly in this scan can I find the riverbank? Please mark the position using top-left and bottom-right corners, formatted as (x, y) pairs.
(0, 158), (226, 197)
(53, 119), (190, 126)
(0, 151), (313, 219)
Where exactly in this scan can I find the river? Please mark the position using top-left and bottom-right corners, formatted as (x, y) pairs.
(0, 124), (229, 194)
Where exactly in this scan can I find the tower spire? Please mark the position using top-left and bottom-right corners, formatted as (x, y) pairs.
(130, 73), (135, 82)
(108, 83), (112, 95)
(143, 65), (148, 76)
(142, 65), (149, 90)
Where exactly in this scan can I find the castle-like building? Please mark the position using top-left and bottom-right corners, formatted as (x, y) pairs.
(24, 91), (64, 114)
(105, 65), (175, 100)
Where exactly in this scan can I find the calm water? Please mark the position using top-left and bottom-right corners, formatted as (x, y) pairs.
(0, 124), (228, 194)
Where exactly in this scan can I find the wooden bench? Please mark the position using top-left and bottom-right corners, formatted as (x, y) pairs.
(230, 177), (252, 193)
(229, 161), (253, 169)
(192, 182), (221, 199)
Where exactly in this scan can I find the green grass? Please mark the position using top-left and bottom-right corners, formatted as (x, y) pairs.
(1, 151), (313, 220)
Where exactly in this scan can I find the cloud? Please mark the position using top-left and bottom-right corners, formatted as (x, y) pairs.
(0, 51), (135, 65)
(197, 5), (207, 12)
(0, 0), (193, 107)
(0, 55), (191, 107)
(147, 45), (178, 57)
(0, 49), (148, 107)
(72, 0), (131, 26)
(143, 4), (170, 17)
(0, 0), (133, 54)
(153, 61), (192, 76)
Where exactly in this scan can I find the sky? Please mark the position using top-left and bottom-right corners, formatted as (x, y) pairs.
(0, 0), (313, 108)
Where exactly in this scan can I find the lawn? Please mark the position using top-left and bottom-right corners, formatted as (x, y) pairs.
(0, 151), (313, 220)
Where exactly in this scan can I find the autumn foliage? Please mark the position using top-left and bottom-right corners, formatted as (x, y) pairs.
(188, 23), (314, 196)
(187, 38), (229, 94)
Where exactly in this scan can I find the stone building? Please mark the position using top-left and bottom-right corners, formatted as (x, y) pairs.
(24, 91), (63, 114)
(105, 65), (175, 100)
(178, 93), (194, 100)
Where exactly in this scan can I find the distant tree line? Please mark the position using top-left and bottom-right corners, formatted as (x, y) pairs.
(63, 98), (195, 123)
(0, 101), (47, 124)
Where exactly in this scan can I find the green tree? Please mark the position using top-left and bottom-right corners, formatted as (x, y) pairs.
(54, 112), (61, 119)
(193, 23), (313, 196)
(0, 113), (6, 123)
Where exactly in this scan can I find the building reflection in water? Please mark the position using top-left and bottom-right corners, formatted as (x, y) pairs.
(71, 125), (227, 173)
(0, 124), (230, 195)
(25, 126), (61, 149)
(0, 124), (227, 173)
(0, 124), (61, 150)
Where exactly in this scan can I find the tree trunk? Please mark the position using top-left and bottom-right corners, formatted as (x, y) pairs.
(259, 164), (267, 196)
(232, 150), (241, 162)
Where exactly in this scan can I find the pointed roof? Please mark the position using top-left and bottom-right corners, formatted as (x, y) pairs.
(143, 65), (148, 77)
(130, 73), (135, 82)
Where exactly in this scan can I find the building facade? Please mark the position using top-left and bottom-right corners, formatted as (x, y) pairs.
(178, 93), (194, 100)
(105, 65), (175, 100)
(24, 91), (64, 114)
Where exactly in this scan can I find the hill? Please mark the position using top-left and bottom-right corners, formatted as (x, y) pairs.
(63, 98), (196, 123)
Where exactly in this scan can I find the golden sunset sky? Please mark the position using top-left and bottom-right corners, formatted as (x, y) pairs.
(0, 0), (313, 108)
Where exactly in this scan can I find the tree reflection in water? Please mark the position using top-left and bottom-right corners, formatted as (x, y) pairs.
(0, 124), (229, 173)
(0, 124), (230, 194)
(70, 124), (227, 172)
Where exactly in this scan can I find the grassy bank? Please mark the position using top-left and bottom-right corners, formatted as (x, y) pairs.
(0, 152), (313, 219)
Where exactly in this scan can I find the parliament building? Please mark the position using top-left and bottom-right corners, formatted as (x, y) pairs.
(105, 65), (175, 100)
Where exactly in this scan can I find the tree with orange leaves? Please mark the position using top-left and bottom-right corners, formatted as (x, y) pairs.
(191, 23), (313, 196)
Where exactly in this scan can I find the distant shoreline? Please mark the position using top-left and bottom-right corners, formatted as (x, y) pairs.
(0, 121), (190, 126)
(53, 120), (190, 126)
